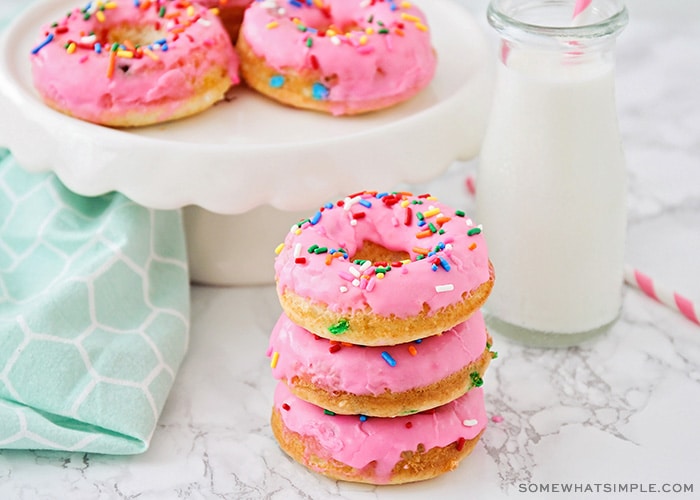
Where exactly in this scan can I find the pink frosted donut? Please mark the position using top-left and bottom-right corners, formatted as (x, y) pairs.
(268, 311), (493, 417)
(274, 191), (495, 346)
(30, 0), (240, 127)
(271, 382), (487, 485)
(237, 0), (437, 115)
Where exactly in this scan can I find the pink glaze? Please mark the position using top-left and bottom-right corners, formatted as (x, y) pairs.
(275, 382), (487, 483)
(269, 311), (487, 396)
(274, 191), (491, 319)
(240, 0), (437, 115)
(30, 0), (240, 125)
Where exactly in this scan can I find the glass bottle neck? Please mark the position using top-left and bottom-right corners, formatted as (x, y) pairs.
(488, 0), (628, 42)
(488, 0), (627, 78)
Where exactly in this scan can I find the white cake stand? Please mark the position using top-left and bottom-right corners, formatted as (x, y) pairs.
(0, 0), (493, 285)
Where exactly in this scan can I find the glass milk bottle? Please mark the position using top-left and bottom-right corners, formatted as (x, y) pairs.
(477, 0), (628, 347)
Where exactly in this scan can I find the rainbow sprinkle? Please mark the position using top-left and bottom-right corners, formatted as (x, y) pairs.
(31, 33), (54, 54)
(381, 351), (397, 367)
(456, 437), (466, 451)
(270, 75), (285, 88)
(328, 318), (350, 335)
(311, 82), (329, 100)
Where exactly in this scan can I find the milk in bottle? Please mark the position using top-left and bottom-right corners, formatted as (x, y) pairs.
(477, 0), (628, 347)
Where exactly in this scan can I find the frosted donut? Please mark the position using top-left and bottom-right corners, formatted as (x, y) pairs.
(30, 0), (240, 127)
(272, 382), (487, 485)
(197, 0), (252, 41)
(274, 191), (495, 346)
(237, 0), (437, 115)
(269, 312), (494, 417)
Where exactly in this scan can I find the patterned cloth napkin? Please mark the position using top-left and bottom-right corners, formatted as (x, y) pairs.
(0, 150), (190, 454)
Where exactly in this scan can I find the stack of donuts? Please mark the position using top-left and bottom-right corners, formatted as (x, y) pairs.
(29, 0), (437, 126)
(268, 190), (496, 484)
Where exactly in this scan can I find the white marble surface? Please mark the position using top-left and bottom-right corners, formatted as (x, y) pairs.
(1, 0), (700, 498)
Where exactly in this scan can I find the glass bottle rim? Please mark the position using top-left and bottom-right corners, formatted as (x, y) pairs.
(487, 0), (628, 41)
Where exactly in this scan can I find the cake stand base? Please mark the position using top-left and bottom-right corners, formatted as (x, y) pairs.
(184, 205), (308, 286)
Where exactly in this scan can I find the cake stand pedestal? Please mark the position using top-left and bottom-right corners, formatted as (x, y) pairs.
(0, 0), (493, 285)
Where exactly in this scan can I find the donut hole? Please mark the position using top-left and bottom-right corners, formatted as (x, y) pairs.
(352, 241), (410, 264)
(99, 24), (168, 47)
(304, 7), (360, 36)
(320, 21), (361, 35)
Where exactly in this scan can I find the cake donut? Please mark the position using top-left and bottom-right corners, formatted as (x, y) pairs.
(30, 0), (240, 127)
(269, 312), (494, 417)
(198, 0), (252, 41)
(274, 191), (494, 346)
(237, 0), (437, 115)
(272, 382), (487, 485)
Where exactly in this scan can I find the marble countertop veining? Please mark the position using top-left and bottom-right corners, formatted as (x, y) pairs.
(1, 0), (700, 498)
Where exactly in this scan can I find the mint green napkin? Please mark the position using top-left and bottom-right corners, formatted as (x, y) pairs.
(0, 150), (190, 454)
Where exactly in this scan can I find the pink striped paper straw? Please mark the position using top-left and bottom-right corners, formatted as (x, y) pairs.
(624, 266), (700, 326)
(465, 175), (477, 196)
(572, 0), (592, 18)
